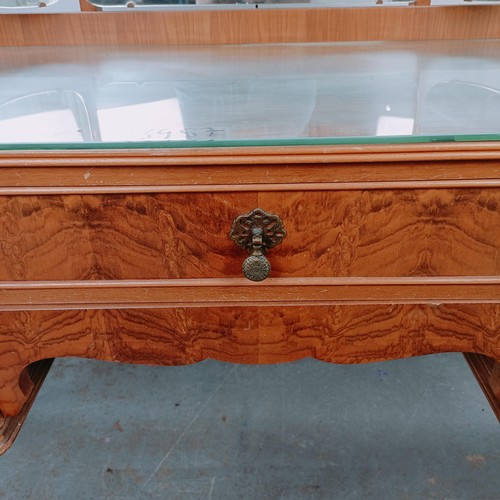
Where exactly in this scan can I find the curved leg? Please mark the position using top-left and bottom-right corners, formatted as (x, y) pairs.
(0, 360), (53, 455)
(464, 353), (500, 422)
(0, 365), (33, 417)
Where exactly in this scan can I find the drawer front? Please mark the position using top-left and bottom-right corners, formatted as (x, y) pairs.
(0, 188), (499, 280)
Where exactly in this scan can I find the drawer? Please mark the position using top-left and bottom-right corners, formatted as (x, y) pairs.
(0, 188), (499, 281)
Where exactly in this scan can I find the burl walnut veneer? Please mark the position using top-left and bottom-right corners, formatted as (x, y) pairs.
(1, 5), (500, 453)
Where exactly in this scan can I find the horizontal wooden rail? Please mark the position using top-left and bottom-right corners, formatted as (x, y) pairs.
(2, 142), (500, 166)
(0, 6), (500, 47)
(2, 277), (500, 310)
(2, 179), (500, 195)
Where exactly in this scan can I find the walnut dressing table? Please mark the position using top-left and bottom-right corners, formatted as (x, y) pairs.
(1, 5), (500, 453)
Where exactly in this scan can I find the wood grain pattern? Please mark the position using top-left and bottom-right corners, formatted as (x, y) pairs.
(1, 189), (499, 280)
(5, 169), (500, 192)
(1, 304), (500, 416)
(0, 193), (250, 280)
(269, 189), (500, 278)
(1, 7), (500, 47)
(1, 6), (500, 443)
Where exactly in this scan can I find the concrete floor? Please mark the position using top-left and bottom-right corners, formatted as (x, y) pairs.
(0, 353), (499, 499)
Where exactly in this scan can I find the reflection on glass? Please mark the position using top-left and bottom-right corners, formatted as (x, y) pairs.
(376, 116), (414, 136)
(0, 41), (499, 147)
(175, 79), (317, 140)
(97, 83), (186, 141)
(419, 81), (500, 135)
(0, 90), (91, 143)
(95, 80), (317, 141)
(0, 0), (58, 6)
(89, 0), (391, 7)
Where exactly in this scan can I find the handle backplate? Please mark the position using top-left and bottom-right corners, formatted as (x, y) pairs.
(229, 208), (286, 281)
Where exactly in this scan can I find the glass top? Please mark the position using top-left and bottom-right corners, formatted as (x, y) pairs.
(1, 39), (500, 150)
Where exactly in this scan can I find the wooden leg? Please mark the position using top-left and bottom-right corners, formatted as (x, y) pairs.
(489, 363), (500, 400)
(0, 365), (34, 417)
(0, 360), (53, 455)
(464, 353), (500, 422)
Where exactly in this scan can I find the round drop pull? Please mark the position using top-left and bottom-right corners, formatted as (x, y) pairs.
(229, 208), (286, 282)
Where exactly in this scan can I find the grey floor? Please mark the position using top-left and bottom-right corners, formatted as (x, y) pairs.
(0, 354), (499, 499)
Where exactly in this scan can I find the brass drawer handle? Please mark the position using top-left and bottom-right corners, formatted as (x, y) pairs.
(229, 208), (287, 282)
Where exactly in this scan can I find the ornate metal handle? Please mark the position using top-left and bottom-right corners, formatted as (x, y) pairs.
(229, 208), (286, 282)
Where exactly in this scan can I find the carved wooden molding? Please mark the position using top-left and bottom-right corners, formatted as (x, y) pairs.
(2, 277), (500, 310)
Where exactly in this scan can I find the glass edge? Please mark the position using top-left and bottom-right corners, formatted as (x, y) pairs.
(1, 134), (500, 151)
